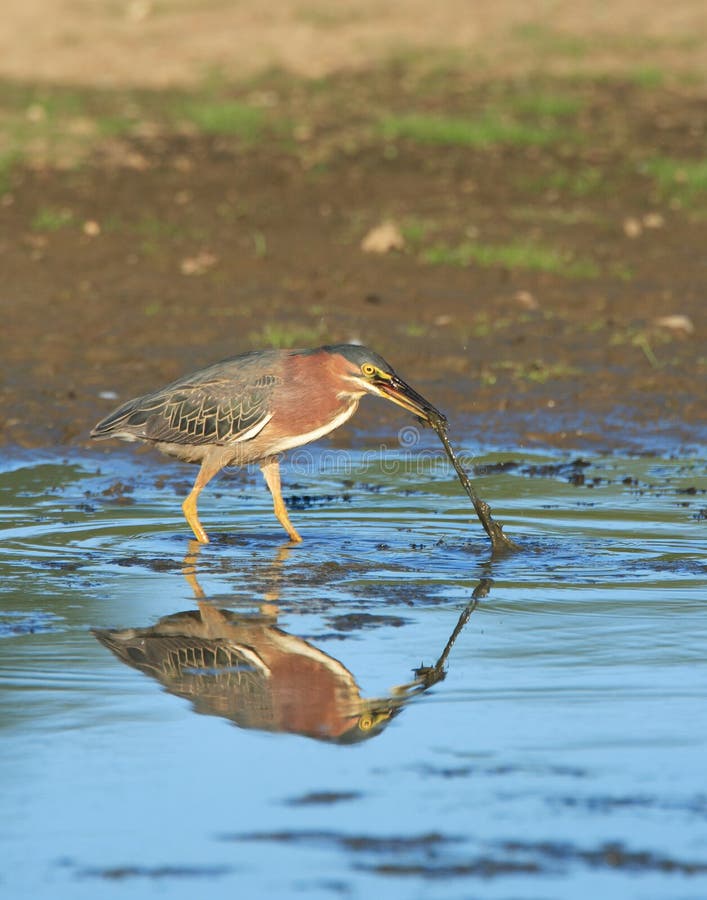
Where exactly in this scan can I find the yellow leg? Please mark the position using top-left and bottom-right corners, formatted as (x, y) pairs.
(260, 458), (302, 543)
(181, 451), (226, 544)
(182, 491), (209, 544)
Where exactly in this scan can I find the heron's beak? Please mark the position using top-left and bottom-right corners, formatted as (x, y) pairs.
(370, 374), (447, 427)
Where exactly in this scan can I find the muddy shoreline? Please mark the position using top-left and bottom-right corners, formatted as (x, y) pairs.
(1, 71), (704, 454)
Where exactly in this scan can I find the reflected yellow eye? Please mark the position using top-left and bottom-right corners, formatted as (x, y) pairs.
(358, 714), (374, 731)
(361, 363), (377, 377)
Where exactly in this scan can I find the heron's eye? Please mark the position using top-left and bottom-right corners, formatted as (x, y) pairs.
(361, 363), (377, 377)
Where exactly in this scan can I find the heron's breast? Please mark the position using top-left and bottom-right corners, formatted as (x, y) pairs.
(258, 395), (359, 457)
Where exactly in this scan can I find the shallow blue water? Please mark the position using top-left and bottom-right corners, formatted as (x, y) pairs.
(0, 444), (705, 899)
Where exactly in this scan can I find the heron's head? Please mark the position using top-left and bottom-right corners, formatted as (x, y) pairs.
(320, 344), (446, 427)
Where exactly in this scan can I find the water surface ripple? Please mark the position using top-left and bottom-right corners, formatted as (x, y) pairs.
(0, 447), (705, 899)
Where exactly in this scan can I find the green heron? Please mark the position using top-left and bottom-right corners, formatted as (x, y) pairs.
(91, 344), (444, 544)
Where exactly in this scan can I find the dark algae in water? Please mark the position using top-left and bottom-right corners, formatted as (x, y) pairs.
(430, 414), (521, 555)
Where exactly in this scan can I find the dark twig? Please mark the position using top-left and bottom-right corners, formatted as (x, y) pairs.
(431, 418), (521, 554)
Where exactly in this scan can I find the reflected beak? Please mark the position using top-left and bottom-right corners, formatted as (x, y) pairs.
(370, 374), (447, 427)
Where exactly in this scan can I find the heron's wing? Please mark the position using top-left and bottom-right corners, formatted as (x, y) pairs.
(91, 364), (281, 446)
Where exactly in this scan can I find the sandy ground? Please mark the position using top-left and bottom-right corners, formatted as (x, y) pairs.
(1, 0), (705, 87)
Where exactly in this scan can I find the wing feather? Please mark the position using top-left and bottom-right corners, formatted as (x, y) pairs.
(91, 355), (283, 446)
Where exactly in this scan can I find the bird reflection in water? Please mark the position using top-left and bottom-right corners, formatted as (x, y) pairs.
(93, 542), (488, 744)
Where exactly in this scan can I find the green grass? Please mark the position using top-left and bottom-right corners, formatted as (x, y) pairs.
(459, 312), (515, 340)
(174, 100), (265, 138)
(609, 324), (680, 368)
(11, 88), (88, 119)
(400, 219), (430, 244)
(249, 323), (327, 349)
(628, 67), (666, 88)
(610, 263), (635, 282)
(31, 207), (75, 231)
(422, 240), (599, 278)
(509, 92), (582, 118)
(510, 24), (694, 59)
(480, 359), (581, 386)
(643, 157), (707, 206)
(251, 229), (267, 258)
(0, 151), (20, 194)
(143, 300), (162, 317)
(518, 166), (605, 198)
(380, 113), (567, 148)
(95, 115), (137, 137)
(0, 78), (296, 179)
(401, 322), (427, 338)
(505, 360), (583, 383)
(0, 83), (145, 168)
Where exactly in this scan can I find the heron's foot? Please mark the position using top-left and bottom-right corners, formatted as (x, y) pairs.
(284, 523), (303, 544)
(276, 509), (302, 543)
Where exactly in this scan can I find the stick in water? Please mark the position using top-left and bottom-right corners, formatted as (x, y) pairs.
(430, 417), (521, 554)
